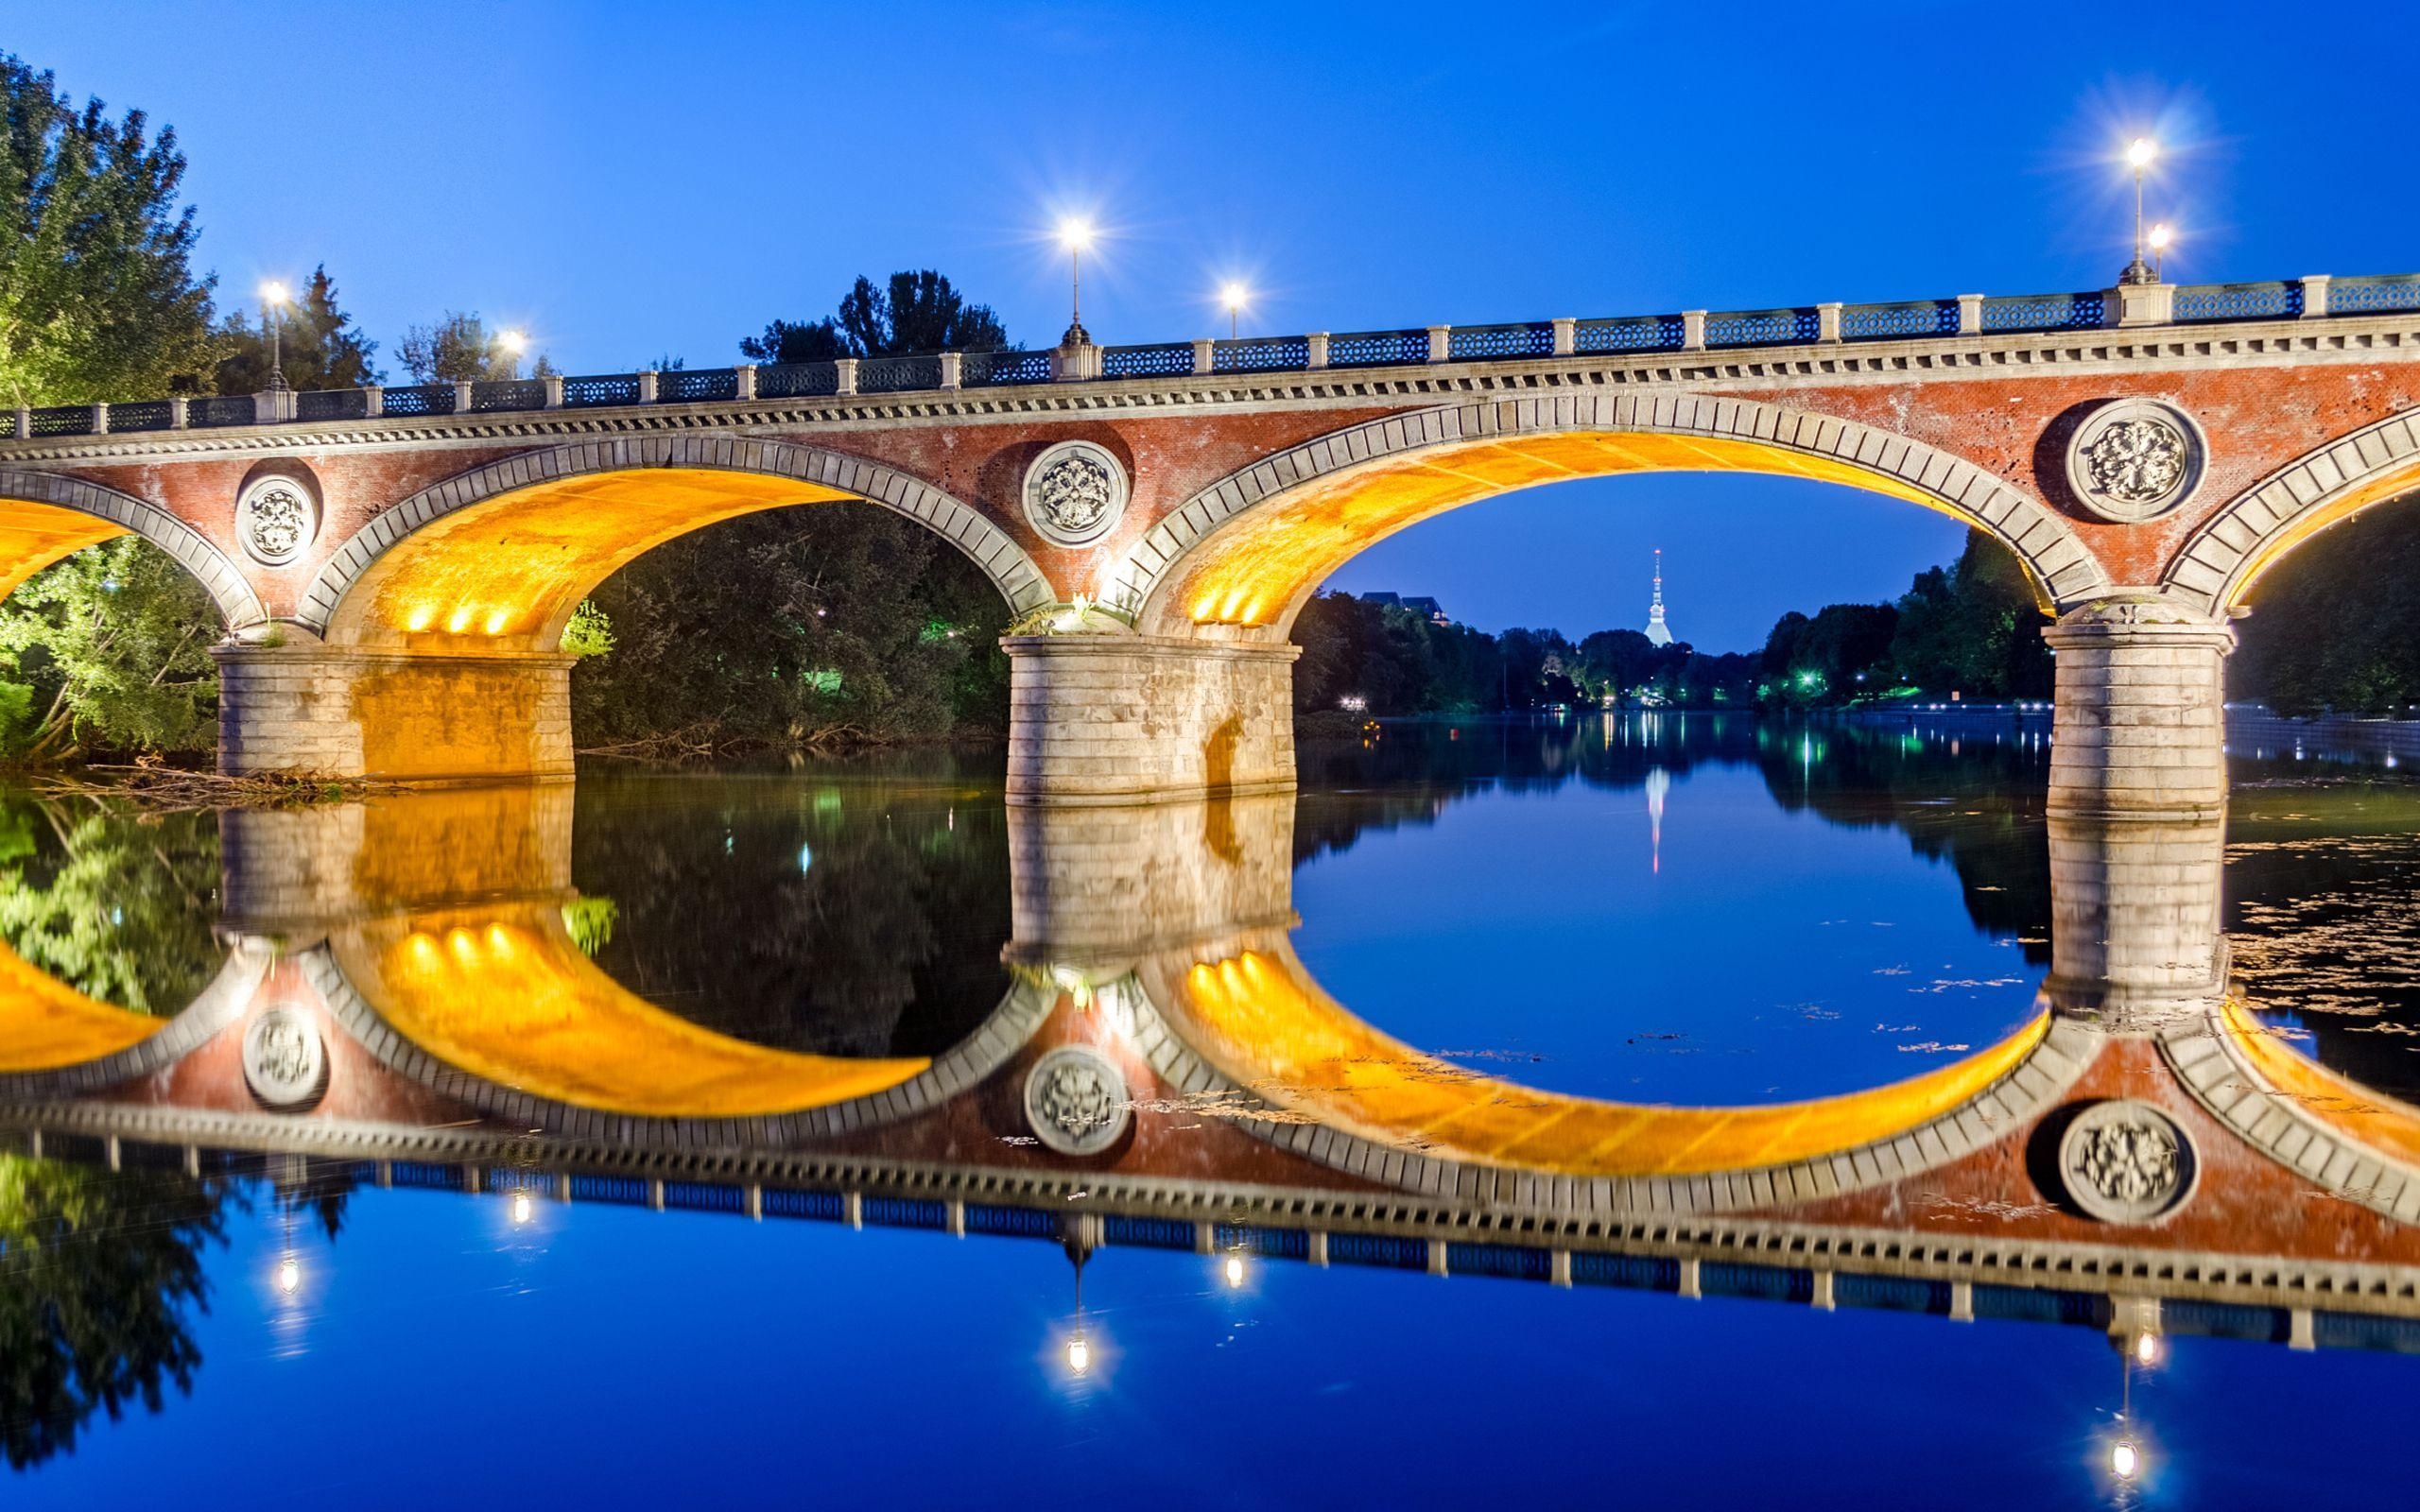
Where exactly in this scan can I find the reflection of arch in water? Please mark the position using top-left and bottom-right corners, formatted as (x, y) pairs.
(0, 939), (271, 1095)
(308, 902), (1052, 1142)
(2167, 1000), (2420, 1224)
(1125, 936), (2092, 1211)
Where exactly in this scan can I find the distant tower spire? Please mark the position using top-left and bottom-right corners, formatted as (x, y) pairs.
(1644, 548), (1675, 647)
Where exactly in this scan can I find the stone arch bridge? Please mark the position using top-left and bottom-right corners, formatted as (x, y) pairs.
(4, 271), (2419, 811)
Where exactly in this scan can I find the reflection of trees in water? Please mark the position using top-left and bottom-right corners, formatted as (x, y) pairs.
(0, 797), (221, 1016)
(568, 776), (1012, 1057)
(1296, 715), (2053, 962)
(0, 1154), (225, 1470)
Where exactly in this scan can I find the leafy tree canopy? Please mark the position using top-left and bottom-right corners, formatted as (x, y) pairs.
(0, 537), (219, 762)
(0, 54), (218, 405)
(214, 265), (380, 393)
(396, 311), (548, 384)
(741, 270), (1010, 363)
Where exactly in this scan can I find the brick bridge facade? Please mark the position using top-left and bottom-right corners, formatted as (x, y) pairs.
(2, 275), (2417, 811)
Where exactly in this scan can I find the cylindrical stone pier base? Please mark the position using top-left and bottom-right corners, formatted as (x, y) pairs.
(214, 641), (575, 783)
(2043, 599), (2235, 819)
(2042, 814), (2227, 1025)
(1004, 634), (1298, 805)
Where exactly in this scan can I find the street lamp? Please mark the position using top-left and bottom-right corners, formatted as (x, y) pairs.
(2149, 223), (2172, 282)
(495, 328), (528, 379)
(1057, 218), (1095, 344)
(1220, 282), (1250, 340)
(2110, 1438), (2139, 1481)
(275, 1252), (302, 1297)
(258, 280), (293, 391)
(2120, 137), (2158, 285)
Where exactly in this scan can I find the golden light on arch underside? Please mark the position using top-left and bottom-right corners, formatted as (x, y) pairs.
(1173, 432), (2025, 630)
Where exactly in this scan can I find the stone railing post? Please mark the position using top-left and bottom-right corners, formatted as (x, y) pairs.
(734, 364), (757, 401)
(2043, 598), (2236, 819)
(2109, 282), (2175, 328)
(450, 380), (475, 413)
(2300, 275), (2331, 318)
(1305, 332), (1330, 369)
(833, 358), (857, 397)
(1681, 311), (1707, 352)
(635, 371), (659, 404)
(1956, 293), (1985, 335)
(93, 403), (110, 435)
(255, 389), (296, 422)
(1426, 325), (1450, 362)
(1551, 318), (1576, 356)
(168, 396), (189, 430)
(363, 386), (384, 418)
(9, 407), (26, 439)
(541, 375), (563, 408)
(1816, 302), (1843, 342)
(937, 352), (963, 389)
(1191, 338), (1215, 375)
(1051, 342), (1101, 382)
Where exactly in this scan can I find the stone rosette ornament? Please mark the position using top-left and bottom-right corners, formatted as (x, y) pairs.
(2063, 398), (2206, 524)
(1023, 1044), (1132, 1155)
(235, 473), (320, 566)
(1021, 440), (1129, 547)
(2057, 1098), (2197, 1223)
(241, 1004), (328, 1110)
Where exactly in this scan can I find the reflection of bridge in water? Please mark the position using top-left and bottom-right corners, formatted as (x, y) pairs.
(5, 780), (2420, 1359)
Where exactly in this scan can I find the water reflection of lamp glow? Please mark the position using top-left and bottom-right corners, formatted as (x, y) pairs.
(275, 1253), (302, 1297)
(2132, 1331), (2161, 1366)
(2110, 1439), (2139, 1481)
(511, 1191), (534, 1226)
(1223, 1253), (1246, 1289)
(1065, 1334), (1092, 1375)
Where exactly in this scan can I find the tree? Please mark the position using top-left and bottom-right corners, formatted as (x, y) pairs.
(396, 311), (535, 384)
(0, 538), (219, 762)
(2234, 505), (2420, 715)
(741, 270), (1010, 362)
(213, 265), (380, 393)
(0, 797), (221, 1013)
(1888, 530), (2050, 698)
(0, 55), (218, 406)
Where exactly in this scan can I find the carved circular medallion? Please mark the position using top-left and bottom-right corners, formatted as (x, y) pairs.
(1021, 441), (1129, 547)
(241, 1005), (327, 1111)
(1023, 1045), (1131, 1155)
(235, 475), (320, 566)
(2063, 399), (2206, 524)
(2057, 1099), (2196, 1224)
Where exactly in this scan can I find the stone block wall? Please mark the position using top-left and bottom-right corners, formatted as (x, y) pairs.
(1009, 792), (1296, 959)
(216, 643), (575, 782)
(2044, 816), (2228, 1022)
(1005, 634), (1299, 803)
(2045, 602), (2236, 818)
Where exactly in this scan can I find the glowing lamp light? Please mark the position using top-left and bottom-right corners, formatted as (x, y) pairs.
(1223, 1254), (1246, 1289)
(1221, 282), (1249, 312)
(2126, 137), (2157, 170)
(2149, 224), (2173, 252)
(510, 1191), (534, 1226)
(1057, 217), (1096, 253)
(496, 329), (528, 356)
(2134, 1332), (2162, 1366)
(1065, 1335), (1091, 1375)
(275, 1254), (302, 1297)
(258, 279), (292, 307)
(2111, 1439), (2139, 1480)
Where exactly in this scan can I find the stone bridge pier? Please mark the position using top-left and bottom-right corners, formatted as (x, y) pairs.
(216, 638), (576, 785)
(2043, 598), (2237, 822)
(1003, 635), (1299, 805)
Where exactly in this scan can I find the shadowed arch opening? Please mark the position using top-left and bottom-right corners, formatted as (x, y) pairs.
(304, 438), (1052, 653)
(1119, 395), (2110, 640)
(2163, 408), (2420, 613)
(0, 469), (268, 629)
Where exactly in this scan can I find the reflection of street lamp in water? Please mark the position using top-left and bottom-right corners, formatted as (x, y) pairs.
(275, 1253), (302, 1297)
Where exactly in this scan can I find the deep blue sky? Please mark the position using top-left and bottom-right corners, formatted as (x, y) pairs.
(13, 1), (2413, 648)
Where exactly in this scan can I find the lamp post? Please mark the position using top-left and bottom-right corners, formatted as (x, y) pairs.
(258, 280), (292, 391)
(495, 328), (528, 379)
(1058, 218), (1095, 345)
(1221, 282), (1249, 341)
(2149, 224), (2172, 283)
(2120, 138), (2158, 285)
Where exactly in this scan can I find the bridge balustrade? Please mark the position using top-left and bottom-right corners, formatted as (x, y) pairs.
(186, 394), (261, 427)
(295, 389), (369, 422)
(1979, 290), (2106, 332)
(1704, 307), (1822, 347)
(1573, 314), (1686, 353)
(961, 349), (1054, 387)
(561, 373), (642, 407)
(26, 404), (95, 438)
(2171, 281), (2305, 322)
(470, 377), (549, 412)
(104, 399), (178, 432)
(2325, 273), (2420, 315)
(856, 354), (942, 393)
(378, 382), (458, 418)
(1325, 329), (1431, 367)
(1839, 299), (1960, 339)
(1447, 322), (1558, 360)
(1211, 335), (1310, 371)
(1100, 341), (1196, 378)
(755, 360), (843, 398)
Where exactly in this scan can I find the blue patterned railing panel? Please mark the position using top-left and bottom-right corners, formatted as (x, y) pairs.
(856, 355), (942, 394)
(1574, 315), (1685, 353)
(756, 361), (840, 399)
(378, 383), (458, 418)
(1327, 329), (1430, 368)
(470, 378), (548, 412)
(2172, 282), (2303, 322)
(107, 399), (176, 432)
(295, 389), (368, 422)
(660, 368), (740, 404)
(961, 349), (1053, 387)
(1705, 308), (1820, 347)
(1212, 335), (1309, 372)
(1449, 322), (1556, 360)
(27, 405), (93, 438)
(561, 374), (642, 408)
(1979, 291), (2106, 333)
(2325, 274), (2420, 315)
(1841, 300), (1960, 340)
(187, 395), (261, 427)
(1101, 342), (1196, 379)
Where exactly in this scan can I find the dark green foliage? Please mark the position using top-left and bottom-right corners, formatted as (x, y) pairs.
(2234, 506), (2420, 715)
(1762, 602), (1899, 704)
(0, 798), (222, 1014)
(0, 54), (218, 405)
(741, 270), (1010, 363)
(569, 507), (1011, 748)
(212, 265), (379, 394)
(0, 538), (221, 762)
(395, 311), (536, 383)
(1888, 530), (2052, 700)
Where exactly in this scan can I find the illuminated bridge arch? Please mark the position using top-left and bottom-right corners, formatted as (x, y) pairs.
(0, 468), (268, 628)
(2161, 407), (2420, 613)
(1116, 393), (2114, 639)
(299, 436), (1055, 652)
(0, 941), (272, 1098)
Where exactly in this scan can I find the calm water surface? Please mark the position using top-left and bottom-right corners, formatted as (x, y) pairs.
(2, 714), (2417, 1507)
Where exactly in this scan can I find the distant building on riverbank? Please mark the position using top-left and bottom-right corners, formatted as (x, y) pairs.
(1645, 550), (1675, 647)
(1360, 591), (1450, 626)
